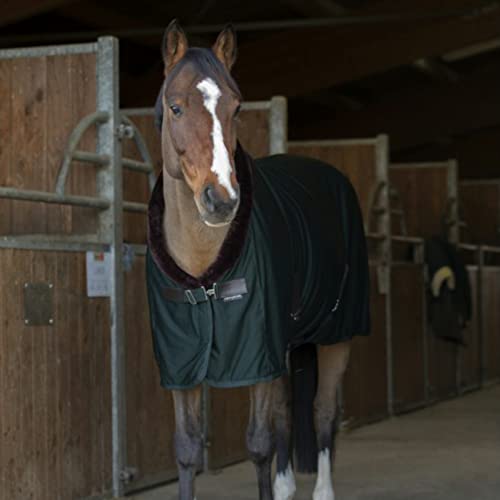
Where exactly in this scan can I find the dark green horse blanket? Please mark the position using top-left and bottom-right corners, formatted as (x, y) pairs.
(147, 146), (370, 389)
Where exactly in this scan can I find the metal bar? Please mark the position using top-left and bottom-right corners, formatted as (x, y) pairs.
(289, 138), (378, 147)
(269, 96), (288, 154)
(375, 134), (394, 417)
(122, 157), (154, 174)
(0, 42), (98, 59)
(0, 186), (110, 209)
(55, 111), (110, 195)
(120, 115), (157, 191)
(73, 150), (110, 166)
(129, 243), (147, 256)
(0, 235), (109, 253)
(367, 232), (386, 241)
(480, 245), (500, 253)
(447, 160), (460, 244)
(121, 107), (155, 116)
(390, 162), (451, 170)
(478, 247), (485, 386)
(123, 201), (148, 213)
(391, 235), (424, 244)
(97, 36), (126, 498)
(241, 101), (271, 111)
(460, 178), (500, 186)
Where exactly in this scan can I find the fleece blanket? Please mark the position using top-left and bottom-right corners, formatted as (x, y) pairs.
(147, 146), (370, 389)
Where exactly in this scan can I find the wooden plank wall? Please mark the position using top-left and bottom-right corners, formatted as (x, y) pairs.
(288, 141), (380, 226)
(288, 140), (389, 425)
(124, 256), (178, 490)
(343, 265), (388, 426)
(460, 268), (481, 391)
(390, 163), (451, 239)
(460, 181), (500, 245)
(0, 249), (111, 500)
(0, 54), (98, 237)
(390, 264), (427, 413)
(237, 108), (271, 158)
(481, 267), (500, 383)
(389, 162), (460, 403)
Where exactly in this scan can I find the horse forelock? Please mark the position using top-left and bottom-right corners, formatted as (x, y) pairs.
(154, 47), (241, 133)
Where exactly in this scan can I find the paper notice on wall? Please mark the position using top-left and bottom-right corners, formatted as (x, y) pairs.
(86, 251), (111, 297)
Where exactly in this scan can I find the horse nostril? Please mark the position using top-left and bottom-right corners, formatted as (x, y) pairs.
(202, 184), (239, 216)
(202, 185), (216, 213)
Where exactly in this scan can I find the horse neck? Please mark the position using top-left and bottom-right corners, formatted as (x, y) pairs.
(162, 166), (230, 279)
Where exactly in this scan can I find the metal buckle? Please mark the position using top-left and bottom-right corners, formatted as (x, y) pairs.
(202, 283), (218, 300)
(185, 289), (197, 305)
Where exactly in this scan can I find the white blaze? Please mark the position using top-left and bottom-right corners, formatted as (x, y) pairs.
(313, 449), (335, 500)
(196, 77), (237, 200)
(273, 462), (296, 500)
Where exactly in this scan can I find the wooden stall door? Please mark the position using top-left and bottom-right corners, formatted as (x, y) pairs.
(389, 163), (452, 239)
(460, 182), (500, 245)
(390, 264), (427, 413)
(0, 249), (111, 500)
(288, 140), (381, 224)
(0, 52), (99, 237)
(460, 268), (481, 391)
(124, 256), (178, 491)
(288, 139), (389, 425)
(427, 335), (458, 401)
(481, 267), (500, 383)
(343, 265), (388, 426)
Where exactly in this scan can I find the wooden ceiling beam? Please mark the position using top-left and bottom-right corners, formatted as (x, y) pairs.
(412, 58), (460, 83)
(280, 0), (348, 17)
(290, 60), (500, 151)
(0, 0), (77, 27)
(235, 2), (500, 98)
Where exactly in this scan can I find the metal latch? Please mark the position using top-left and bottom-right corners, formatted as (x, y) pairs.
(119, 466), (138, 484)
(116, 123), (134, 140)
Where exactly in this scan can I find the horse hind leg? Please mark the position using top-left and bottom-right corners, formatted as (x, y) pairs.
(312, 342), (351, 500)
(273, 375), (296, 500)
(172, 386), (203, 500)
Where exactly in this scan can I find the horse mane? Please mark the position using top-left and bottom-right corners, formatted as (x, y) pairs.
(154, 47), (242, 131)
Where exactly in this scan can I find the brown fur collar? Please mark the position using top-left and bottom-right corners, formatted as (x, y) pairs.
(147, 143), (253, 288)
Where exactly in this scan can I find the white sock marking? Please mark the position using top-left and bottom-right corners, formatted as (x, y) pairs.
(313, 449), (335, 500)
(196, 77), (237, 200)
(274, 462), (296, 500)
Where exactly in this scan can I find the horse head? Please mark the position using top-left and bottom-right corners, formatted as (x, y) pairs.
(157, 20), (242, 227)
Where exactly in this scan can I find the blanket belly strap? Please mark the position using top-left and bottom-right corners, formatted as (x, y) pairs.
(163, 278), (248, 305)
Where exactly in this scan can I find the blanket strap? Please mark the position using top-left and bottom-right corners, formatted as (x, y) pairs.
(163, 278), (248, 305)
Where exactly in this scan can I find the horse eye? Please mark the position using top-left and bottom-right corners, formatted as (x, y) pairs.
(234, 104), (241, 117)
(169, 104), (182, 117)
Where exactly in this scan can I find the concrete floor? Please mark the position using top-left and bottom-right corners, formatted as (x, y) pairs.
(130, 385), (500, 500)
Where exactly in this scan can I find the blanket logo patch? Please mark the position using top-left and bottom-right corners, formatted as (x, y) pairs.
(223, 294), (244, 302)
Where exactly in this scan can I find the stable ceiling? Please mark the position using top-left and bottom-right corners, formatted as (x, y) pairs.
(1, 0), (500, 177)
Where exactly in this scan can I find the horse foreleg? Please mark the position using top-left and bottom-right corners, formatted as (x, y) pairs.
(247, 381), (276, 500)
(273, 375), (296, 500)
(172, 386), (203, 500)
(312, 342), (351, 500)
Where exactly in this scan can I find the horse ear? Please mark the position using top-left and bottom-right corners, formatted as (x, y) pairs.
(212, 24), (237, 71)
(162, 19), (188, 72)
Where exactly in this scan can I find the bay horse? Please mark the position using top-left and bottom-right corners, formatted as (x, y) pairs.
(146, 20), (370, 500)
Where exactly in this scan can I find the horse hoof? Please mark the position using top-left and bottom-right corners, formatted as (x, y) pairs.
(273, 463), (296, 500)
(312, 487), (335, 500)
